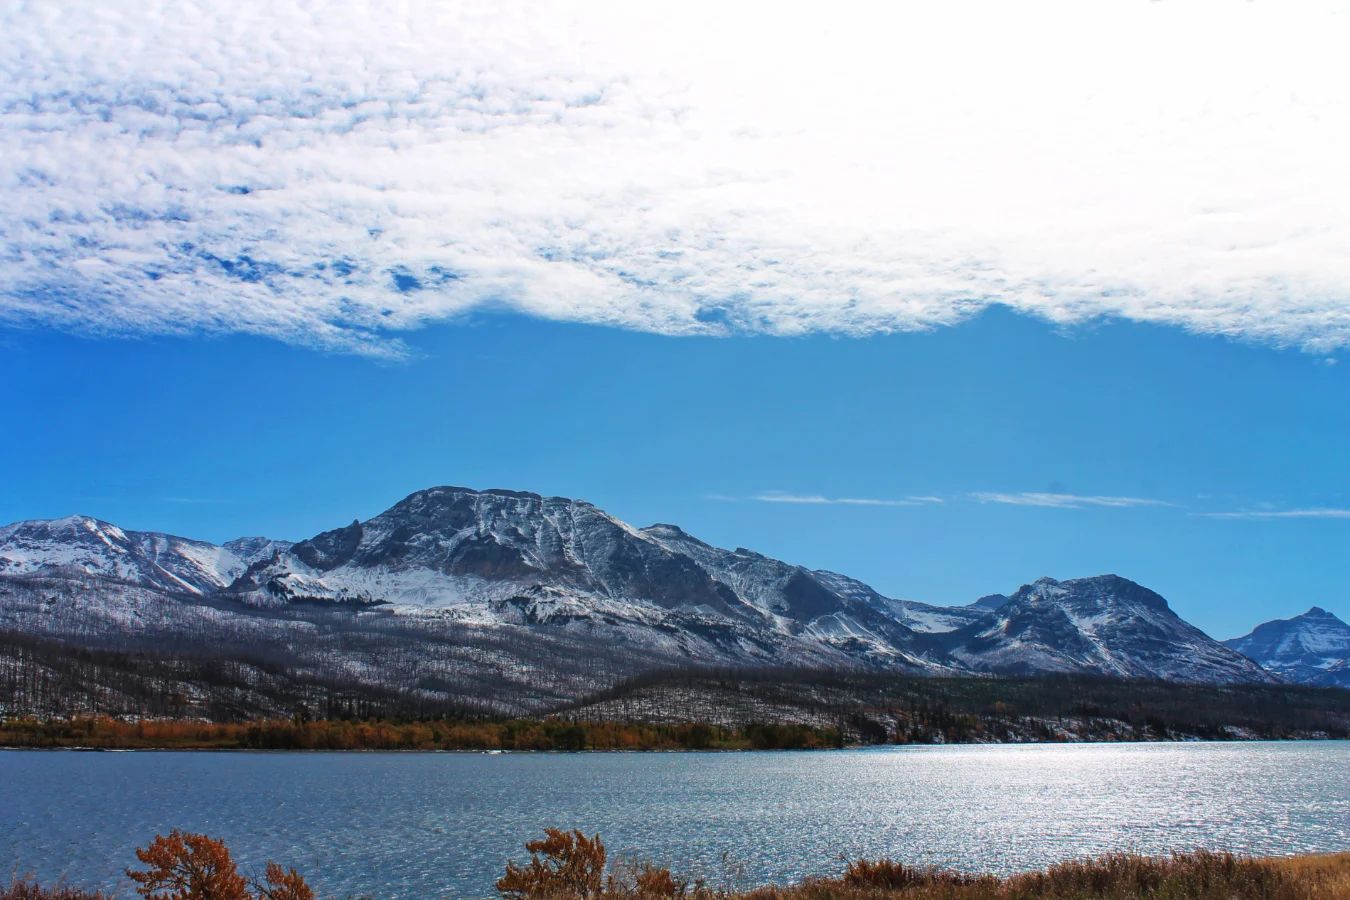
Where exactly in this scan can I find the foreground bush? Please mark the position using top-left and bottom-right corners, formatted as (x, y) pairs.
(127, 831), (312, 900)
(496, 829), (690, 899)
(5, 830), (1348, 900)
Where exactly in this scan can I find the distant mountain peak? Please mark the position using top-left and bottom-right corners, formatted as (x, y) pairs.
(1225, 605), (1350, 688)
(0, 515), (287, 596)
(940, 572), (1260, 683)
(1011, 574), (1171, 613)
(970, 593), (1010, 610)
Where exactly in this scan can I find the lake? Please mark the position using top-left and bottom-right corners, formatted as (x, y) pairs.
(2, 743), (1347, 899)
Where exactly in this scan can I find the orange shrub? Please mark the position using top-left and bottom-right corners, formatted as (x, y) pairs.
(498, 829), (608, 900)
(127, 831), (248, 900)
(126, 833), (314, 900)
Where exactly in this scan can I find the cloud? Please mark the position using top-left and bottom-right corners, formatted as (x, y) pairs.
(1196, 508), (1350, 520)
(752, 492), (942, 507)
(3, 1), (1350, 355)
(972, 492), (1170, 509)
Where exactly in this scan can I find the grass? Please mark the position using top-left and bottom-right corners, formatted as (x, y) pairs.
(0, 885), (109, 900)
(494, 831), (1350, 900)
(572, 852), (1350, 900)
(736, 853), (1350, 900)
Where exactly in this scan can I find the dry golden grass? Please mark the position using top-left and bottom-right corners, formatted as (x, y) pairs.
(725, 852), (1350, 900)
(0, 883), (110, 900)
(494, 832), (1350, 900)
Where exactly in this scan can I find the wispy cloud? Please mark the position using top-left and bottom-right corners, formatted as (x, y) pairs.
(752, 492), (942, 507)
(1196, 508), (1350, 520)
(971, 492), (1171, 509)
(1, 2), (1350, 354)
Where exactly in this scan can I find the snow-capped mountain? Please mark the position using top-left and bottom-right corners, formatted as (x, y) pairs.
(0, 515), (291, 596)
(1225, 607), (1350, 688)
(0, 486), (1291, 692)
(937, 575), (1272, 683)
(224, 490), (942, 671)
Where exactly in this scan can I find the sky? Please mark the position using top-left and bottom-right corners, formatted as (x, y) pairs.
(2, 0), (1350, 638)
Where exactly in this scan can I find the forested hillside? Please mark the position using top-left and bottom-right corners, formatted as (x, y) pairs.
(5, 631), (1349, 745)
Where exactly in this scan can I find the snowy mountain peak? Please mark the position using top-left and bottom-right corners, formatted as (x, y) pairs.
(1, 514), (120, 540)
(1010, 574), (1172, 614)
(0, 516), (288, 596)
(939, 573), (1267, 683)
(234, 486), (758, 621)
(1225, 606), (1350, 688)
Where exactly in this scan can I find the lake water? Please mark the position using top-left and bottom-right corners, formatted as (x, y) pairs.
(2, 743), (1347, 899)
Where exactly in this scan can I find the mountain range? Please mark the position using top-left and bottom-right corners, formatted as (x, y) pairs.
(1, 484), (1345, 709)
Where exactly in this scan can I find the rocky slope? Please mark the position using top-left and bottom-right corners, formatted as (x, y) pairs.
(0, 515), (289, 596)
(1225, 607), (1350, 688)
(937, 576), (1271, 683)
(0, 485), (1293, 700)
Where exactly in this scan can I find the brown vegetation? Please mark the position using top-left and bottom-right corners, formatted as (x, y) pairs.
(491, 837), (1350, 900)
(745, 852), (1350, 900)
(0, 884), (110, 900)
(497, 830), (695, 900)
(124, 831), (313, 900)
(2, 832), (314, 900)
(3, 831), (1348, 900)
(0, 716), (841, 751)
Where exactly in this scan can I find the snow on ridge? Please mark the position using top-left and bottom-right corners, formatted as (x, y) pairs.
(0, 514), (291, 596)
(0, 489), (1309, 686)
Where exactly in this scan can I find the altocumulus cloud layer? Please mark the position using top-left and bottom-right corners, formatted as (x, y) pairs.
(3, 0), (1350, 355)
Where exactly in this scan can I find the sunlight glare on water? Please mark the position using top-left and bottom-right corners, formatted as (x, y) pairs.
(2, 743), (1346, 900)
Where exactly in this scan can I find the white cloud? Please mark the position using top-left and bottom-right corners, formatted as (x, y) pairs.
(1196, 508), (1350, 520)
(754, 493), (941, 507)
(4, 0), (1350, 355)
(972, 492), (1170, 509)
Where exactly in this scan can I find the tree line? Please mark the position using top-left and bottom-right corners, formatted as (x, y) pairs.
(0, 715), (843, 751)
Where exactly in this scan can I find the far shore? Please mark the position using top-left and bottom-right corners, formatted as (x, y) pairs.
(1, 714), (1345, 753)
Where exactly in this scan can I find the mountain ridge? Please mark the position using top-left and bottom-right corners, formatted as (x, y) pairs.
(0, 514), (291, 596)
(0, 484), (1314, 700)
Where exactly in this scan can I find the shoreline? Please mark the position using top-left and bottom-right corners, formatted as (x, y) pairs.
(3, 734), (1347, 753)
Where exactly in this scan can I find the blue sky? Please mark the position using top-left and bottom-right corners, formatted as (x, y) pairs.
(3, 310), (1347, 639)
(3, 0), (1350, 639)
